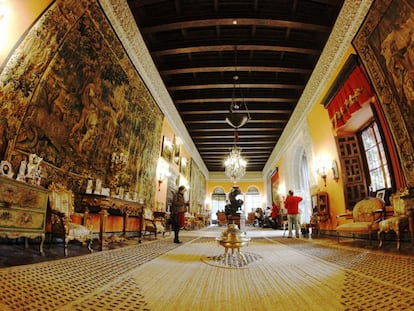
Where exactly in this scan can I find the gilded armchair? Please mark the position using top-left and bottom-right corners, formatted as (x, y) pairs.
(48, 183), (93, 256)
(336, 197), (384, 244)
(141, 207), (165, 239)
(378, 188), (410, 250)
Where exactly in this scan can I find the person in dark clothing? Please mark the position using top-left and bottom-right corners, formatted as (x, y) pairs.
(171, 185), (188, 243)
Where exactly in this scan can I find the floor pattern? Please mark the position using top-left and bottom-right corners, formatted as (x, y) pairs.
(1, 233), (414, 310)
(274, 237), (414, 310)
(0, 238), (186, 311)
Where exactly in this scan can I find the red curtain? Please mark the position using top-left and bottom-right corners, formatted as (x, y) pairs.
(327, 65), (374, 130)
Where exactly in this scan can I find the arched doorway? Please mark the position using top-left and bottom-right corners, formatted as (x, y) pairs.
(210, 187), (225, 223)
(291, 145), (312, 225)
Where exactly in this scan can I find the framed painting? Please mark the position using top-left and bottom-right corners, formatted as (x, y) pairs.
(173, 136), (180, 166)
(161, 136), (173, 162)
(376, 189), (386, 200)
(352, 0), (414, 186)
(179, 156), (187, 176)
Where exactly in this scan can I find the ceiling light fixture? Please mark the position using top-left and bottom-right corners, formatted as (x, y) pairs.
(225, 46), (251, 129)
(224, 129), (247, 183)
(224, 46), (249, 182)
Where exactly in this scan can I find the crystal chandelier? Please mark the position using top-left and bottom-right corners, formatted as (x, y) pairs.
(224, 142), (247, 182)
(224, 46), (249, 182)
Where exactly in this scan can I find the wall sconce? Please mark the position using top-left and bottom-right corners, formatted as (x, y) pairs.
(316, 156), (330, 187)
(156, 158), (171, 191)
(332, 160), (339, 182)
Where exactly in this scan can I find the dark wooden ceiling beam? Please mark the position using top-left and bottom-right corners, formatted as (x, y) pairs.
(160, 66), (312, 75)
(180, 109), (291, 115)
(188, 127), (284, 132)
(193, 140), (275, 147)
(169, 83), (304, 91)
(140, 18), (331, 34)
(199, 146), (274, 151)
(175, 98), (297, 104)
(152, 45), (321, 57)
(185, 120), (287, 124)
(193, 134), (280, 139)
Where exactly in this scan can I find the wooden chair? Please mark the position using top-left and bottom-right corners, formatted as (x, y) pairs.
(245, 212), (256, 226)
(217, 212), (227, 226)
(378, 188), (410, 250)
(336, 197), (384, 244)
(142, 218), (158, 239)
(141, 207), (165, 239)
(48, 183), (93, 256)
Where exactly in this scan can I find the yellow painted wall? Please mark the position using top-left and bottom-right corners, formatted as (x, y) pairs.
(306, 46), (356, 230)
(155, 118), (194, 211)
(0, 0), (52, 66)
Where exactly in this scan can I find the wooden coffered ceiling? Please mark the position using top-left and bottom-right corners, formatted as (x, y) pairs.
(127, 0), (345, 172)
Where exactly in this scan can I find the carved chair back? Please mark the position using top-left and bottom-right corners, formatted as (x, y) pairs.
(352, 197), (384, 222)
(49, 183), (74, 217)
(390, 188), (409, 217)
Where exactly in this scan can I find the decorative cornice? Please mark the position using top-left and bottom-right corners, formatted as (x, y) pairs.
(263, 0), (374, 176)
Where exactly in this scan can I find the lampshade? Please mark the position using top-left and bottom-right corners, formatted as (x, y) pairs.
(225, 112), (250, 128)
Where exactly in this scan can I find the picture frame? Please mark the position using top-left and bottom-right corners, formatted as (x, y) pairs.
(161, 136), (173, 162)
(179, 156), (187, 175)
(0, 160), (13, 178)
(376, 189), (386, 200)
(173, 136), (180, 166)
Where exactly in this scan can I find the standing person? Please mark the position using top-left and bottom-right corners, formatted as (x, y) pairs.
(171, 185), (188, 243)
(284, 190), (303, 238)
(271, 203), (279, 229)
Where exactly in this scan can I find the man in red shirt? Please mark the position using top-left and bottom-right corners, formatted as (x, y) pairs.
(284, 190), (303, 238)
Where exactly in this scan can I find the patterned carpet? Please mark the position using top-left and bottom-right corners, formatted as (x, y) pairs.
(1, 229), (414, 310)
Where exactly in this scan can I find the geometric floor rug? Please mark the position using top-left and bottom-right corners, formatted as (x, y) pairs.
(1, 233), (414, 310)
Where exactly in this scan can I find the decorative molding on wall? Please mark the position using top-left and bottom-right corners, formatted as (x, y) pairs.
(99, 0), (208, 178)
(263, 0), (374, 176)
(208, 171), (263, 183)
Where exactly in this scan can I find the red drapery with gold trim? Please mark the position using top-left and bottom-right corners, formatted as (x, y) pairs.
(327, 65), (374, 130)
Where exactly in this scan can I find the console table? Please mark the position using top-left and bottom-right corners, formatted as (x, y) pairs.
(0, 176), (48, 255)
(75, 193), (144, 250)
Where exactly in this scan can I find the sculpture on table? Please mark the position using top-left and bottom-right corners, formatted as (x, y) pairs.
(225, 186), (244, 215)
(16, 160), (27, 181)
(25, 154), (43, 185)
(13, 154), (42, 184)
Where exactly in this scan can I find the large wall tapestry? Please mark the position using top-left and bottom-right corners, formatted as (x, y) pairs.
(0, 0), (163, 203)
(352, 0), (414, 186)
(189, 161), (207, 215)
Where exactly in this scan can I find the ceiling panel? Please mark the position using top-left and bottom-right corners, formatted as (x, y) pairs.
(127, 0), (345, 172)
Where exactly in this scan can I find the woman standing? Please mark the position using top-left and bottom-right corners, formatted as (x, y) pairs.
(171, 185), (188, 243)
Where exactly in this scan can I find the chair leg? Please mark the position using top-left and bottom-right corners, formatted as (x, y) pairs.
(64, 237), (69, 257)
(396, 230), (401, 250)
(87, 239), (93, 253)
(378, 230), (384, 248)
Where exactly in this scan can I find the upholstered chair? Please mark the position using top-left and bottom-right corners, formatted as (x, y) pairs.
(142, 207), (165, 239)
(336, 197), (384, 244)
(245, 212), (256, 226)
(378, 188), (410, 250)
(48, 183), (93, 256)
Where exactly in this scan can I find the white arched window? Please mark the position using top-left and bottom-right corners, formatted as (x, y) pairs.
(244, 186), (261, 215)
(211, 187), (225, 222)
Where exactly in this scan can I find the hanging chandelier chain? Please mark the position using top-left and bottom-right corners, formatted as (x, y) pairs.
(224, 45), (248, 182)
